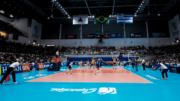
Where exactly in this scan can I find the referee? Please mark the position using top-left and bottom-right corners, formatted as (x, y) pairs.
(0, 59), (21, 85)
(142, 58), (146, 71)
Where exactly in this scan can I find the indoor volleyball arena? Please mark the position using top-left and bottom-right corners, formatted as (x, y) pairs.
(0, 0), (180, 101)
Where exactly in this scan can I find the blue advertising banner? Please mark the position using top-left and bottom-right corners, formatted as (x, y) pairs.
(43, 63), (50, 69)
(110, 33), (123, 38)
(110, 34), (117, 38)
(116, 33), (123, 38)
(1, 65), (23, 75)
(62, 62), (68, 66)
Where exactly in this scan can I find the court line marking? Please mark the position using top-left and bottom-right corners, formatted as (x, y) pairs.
(26, 81), (153, 84)
(123, 67), (153, 83)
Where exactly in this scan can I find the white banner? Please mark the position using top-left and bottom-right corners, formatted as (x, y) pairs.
(73, 15), (88, 25)
(168, 14), (180, 39)
(117, 13), (133, 23)
(31, 19), (42, 39)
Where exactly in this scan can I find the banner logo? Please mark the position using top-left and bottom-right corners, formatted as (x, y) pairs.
(98, 87), (117, 95)
(50, 87), (117, 95)
(73, 15), (88, 25)
(22, 64), (30, 72)
(38, 63), (44, 70)
(78, 17), (83, 22)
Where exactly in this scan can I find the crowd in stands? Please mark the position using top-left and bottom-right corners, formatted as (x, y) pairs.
(146, 53), (180, 70)
(61, 45), (149, 55)
(0, 35), (56, 65)
(1, 32), (180, 70)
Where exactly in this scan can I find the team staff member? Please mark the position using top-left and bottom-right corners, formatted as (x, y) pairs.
(160, 61), (168, 79)
(142, 58), (146, 71)
(0, 59), (21, 85)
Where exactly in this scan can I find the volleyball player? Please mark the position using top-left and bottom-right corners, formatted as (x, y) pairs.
(134, 58), (138, 71)
(95, 59), (100, 75)
(66, 61), (74, 75)
(112, 57), (117, 70)
(0, 58), (21, 85)
(84, 60), (89, 72)
(90, 58), (95, 70)
(116, 58), (121, 68)
(118, 53), (122, 62)
(123, 60), (127, 68)
(131, 58), (135, 68)
(66, 57), (70, 71)
(100, 58), (103, 70)
(78, 60), (83, 71)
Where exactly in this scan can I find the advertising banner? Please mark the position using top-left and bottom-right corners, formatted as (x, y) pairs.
(96, 33), (109, 38)
(83, 34), (95, 38)
(130, 33), (142, 38)
(22, 64), (31, 72)
(38, 63), (44, 70)
(152, 32), (166, 38)
(110, 33), (123, 38)
(67, 35), (75, 39)
(168, 14), (180, 39)
(1, 65), (22, 75)
(44, 63), (50, 69)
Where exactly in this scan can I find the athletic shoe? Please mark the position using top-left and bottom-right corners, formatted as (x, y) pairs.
(13, 82), (18, 84)
(161, 78), (165, 80)
(165, 77), (168, 79)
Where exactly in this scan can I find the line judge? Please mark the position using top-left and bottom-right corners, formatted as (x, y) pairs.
(0, 59), (21, 85)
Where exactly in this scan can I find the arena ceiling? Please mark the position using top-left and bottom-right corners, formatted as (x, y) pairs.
(0, 0), (180, 23)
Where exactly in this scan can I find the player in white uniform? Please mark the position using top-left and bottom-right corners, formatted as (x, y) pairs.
(66, 61), (73, 75)
(0, 59), (21, 85)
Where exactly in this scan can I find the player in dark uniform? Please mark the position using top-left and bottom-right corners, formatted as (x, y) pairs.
(100, 58), (103, 70)
(118, 53), (122, 62)
(95, 59), (100, 75)
(66, 61), (73, 75)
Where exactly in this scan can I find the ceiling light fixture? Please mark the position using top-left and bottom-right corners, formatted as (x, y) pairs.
(0, 10), (5, 14)
(10, 14), (13, 18)
(51, 0), (70, 17)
